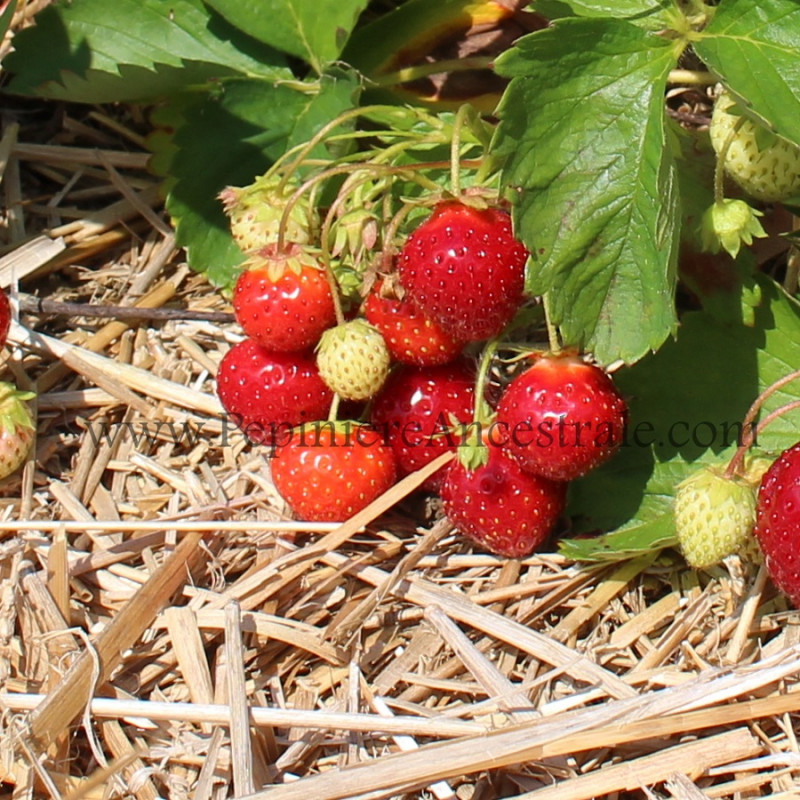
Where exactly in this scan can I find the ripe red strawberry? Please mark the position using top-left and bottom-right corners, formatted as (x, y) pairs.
(233, 246), (337, 352)
(754, 443), (800, 607)
(0, 382), (35, 479)
(271, 422), (398, 522)
(0, 288), (10, 350)
(441, 442), (566, 558)
(495, 353), (627, 482)
(370, 359), (476, 490)
(397, 200), (528, 341)
(216, 339), (333, 445)
(363, 280), (464, 366)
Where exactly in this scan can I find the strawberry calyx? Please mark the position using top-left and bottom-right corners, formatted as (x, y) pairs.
(242, 243), (324, 283)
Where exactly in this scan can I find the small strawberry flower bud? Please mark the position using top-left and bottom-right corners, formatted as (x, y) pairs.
(700, 198), (767, 259)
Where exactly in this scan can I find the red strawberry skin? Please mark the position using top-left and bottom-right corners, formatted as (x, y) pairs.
(441, 445), (566, 558)
(370, 360), (476, 490)
(755, 443), (800, 607)
(271, 423), (398, 522)
(496, 353), (628, 481)
(216, 339), (332, 445)
(363, 281), (464, 366)
(397, 201), (528, 341)
(233, 258), (336, 352)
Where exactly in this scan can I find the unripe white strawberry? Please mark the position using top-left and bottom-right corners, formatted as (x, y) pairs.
(674, 465), (757, 569)
(709, 90), (800, 203)
(219, 174), (315, 253)
(0, 382), (35, 479)
(316, 319), (391, 401)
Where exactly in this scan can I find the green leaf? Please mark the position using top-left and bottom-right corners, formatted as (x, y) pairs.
(493, 18), (682, 365)
(4, 0), (287, 103)
(163, 73), (360, 288)
(546, 0), (673, 27)
(695, 0), (800, 146)
(558, 513), (677, 562)
(562, 275), (800, 560)
(204, 0), (369, 73)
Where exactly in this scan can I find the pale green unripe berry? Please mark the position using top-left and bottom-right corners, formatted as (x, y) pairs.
(316, 319), (391, 401)
(674, 466), (757, 569)
(709, 90), (800, 203)
(219, 174), (315, 254)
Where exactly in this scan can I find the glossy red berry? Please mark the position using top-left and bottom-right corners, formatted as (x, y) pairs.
(232, 245), (336, 352)
(363, 280), (464, 366)
(271, 423), (397, 522)
(216, 339), (333, 445)
(441, 444), (566, 558)
(397, 201), (528, 341)
(370, 359), (476, 490)
(754, 442), (800, 607)
(495, 353), (627, 481)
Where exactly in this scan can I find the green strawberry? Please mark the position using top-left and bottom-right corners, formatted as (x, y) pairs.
(673, 465), (757, 569)
(709, 90), (800, 203)
(219, 173), (315, 253)
(316, 319), (391, 401)
(0, 382), (35, 479)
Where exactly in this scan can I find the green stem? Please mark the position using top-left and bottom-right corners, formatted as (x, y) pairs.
(713, 113), (746, 204)
(666, 69), (717, 86)
(473, 337), (501, 425)
(724, 367), (800, 478)
(371, 57), (495, 88)
(450, 103), (470, 198)
(541, 293), (561, 354)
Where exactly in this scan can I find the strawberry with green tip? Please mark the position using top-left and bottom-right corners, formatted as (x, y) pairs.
(0, 382), (35, 479)
(674, 465), (758, 569)
(233, 245), (337, 353)
(271, 422), (398, 522)
(316, 319), (391, 401)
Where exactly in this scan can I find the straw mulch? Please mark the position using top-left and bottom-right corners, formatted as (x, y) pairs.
(2, 7), (800, 800)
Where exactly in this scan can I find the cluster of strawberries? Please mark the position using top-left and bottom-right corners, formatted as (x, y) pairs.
(215, 181), (628, 557)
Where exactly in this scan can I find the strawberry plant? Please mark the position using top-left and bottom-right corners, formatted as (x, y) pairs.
(6, 0), (800, 564)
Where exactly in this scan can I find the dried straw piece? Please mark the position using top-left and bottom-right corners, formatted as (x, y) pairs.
(1, 694), (484, 738)
(514, 728), (760, 800)
(226, 600), (256, 797)
(24, 530), (211, 751)
(8, 320), (224, 418)
(0, 235), (67, 285)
